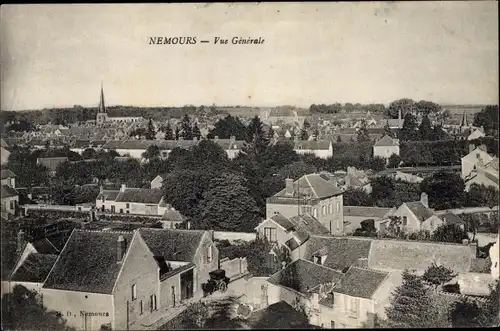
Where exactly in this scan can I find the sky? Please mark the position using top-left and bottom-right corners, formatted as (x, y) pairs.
(1, 2), (498, 111)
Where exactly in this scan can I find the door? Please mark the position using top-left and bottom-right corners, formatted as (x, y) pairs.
(111, 205), (115, 213)
(171, 286), (176, 307)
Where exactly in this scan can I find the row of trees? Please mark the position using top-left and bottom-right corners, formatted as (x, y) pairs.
(309, 103), (387, 114)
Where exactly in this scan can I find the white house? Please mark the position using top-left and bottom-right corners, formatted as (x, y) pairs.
(373, 135), (400, 161)
(461, 144), (495, 179)
(291, 140), (333, 159)
(467, 127), (486, 141)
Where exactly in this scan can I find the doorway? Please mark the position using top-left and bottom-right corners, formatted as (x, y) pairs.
(180, 269), (194, 301)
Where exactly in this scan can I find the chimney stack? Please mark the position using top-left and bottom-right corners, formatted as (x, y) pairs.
(120, 184), (126, 193)
(17, 230), (25, 254)
(420, 192), (429, 208)
(285, 178), (294, 196)
(117, 235), (126, 262)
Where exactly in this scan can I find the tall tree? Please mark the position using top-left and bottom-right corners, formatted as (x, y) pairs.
(303, 119), (311, 129)
(415, 100), (442, 116)
(357, 120), (371, 142)
(244, 116), (270, 156)
(387, 98), (416, 119)
(146, 118), (156, 140)
(142, 144), (160, 160)
(418, 115), (433, 141)
(299, 127), (309, 140)
(383, 121), (392, 137)
(164, 123), (174, 140)
(385, 270), (440, 328)
(180, 114), (193, 140)
(473, 105), (499, 136)
(420, 170), (465, 209)
(431, 223), (468, 244)
(400, 113), (419, 141)
(207, 115), (247, 140)
(192, 123), (202, 140)
(174, 126), (180, 140)
(422, 263), (457, 287)
(198, 173), (261, 232)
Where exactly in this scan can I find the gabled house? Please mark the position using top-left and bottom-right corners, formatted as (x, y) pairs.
(290, 140), (333, 159)
(461, 144), (494, 179)
(151, 174), (167, 189)
(373, 135), (400, 160)
(266, 174), (344, 235)
(468, 127), (486, 141)
(1, 169), (16, 188)
(1, 138), (10, 165)
(1, 185), (19, 218)
(96, 184), (168, 216)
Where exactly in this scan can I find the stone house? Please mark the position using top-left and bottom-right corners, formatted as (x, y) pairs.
(372, 135), (400, 161)
(266, 174), (344, 235)
(95, 184), (169, 216)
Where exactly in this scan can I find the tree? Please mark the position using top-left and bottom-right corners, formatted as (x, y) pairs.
(142, 145), (160, 160)
(415, 100), (442, 117)
(400, 113), (418, 141)
(420, 171), (465, 209)
(276, 161), (317, 182)
(422, 263), (457, 287)
(244, 116), (270, 156)
(164, 123), (174, 140)
(387, 154), (402, 168)
(371, 176), (396, 204)
(431, 223), (468, 244)
(385, 269), (440, 328)
(182, 302), (209, 328)
(267, 126), (275, 141)
(180, 114), (193, 140)
(369, 156), (386, 172)
(246, 237), (286, 277)
(356, 120), (371, 142)
(353, 219), (377, 237)
(418, 115), (433, 141)
(192, 123), (202, 140)
(343, 188), (374, 206)
(81, 148), (97, 159)
(198, 173), (261, 232)
(336, 135), (342, 143)
(383, 121), (392, 137)
(303, 119), (310, 129)
(387, 98), (415, 119)
(465, 184), (499, 208)
(174, 126), (180, 140)
(146, 118), (156, 140)
(313, 128), (319, 140)
(299, 127), (309, 140)
(1, 285), (76, 331)
(473, 105), (499, 136)
(207, 115), (247, 140)
(190, 140), (230, 170)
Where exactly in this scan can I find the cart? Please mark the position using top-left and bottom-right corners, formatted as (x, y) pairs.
(201, 269), (230, 296)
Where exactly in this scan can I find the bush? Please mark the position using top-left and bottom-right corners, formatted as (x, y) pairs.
(422, 263), (457, 286)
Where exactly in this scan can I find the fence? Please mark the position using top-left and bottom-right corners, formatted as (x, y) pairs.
(220, 257), (248, 279)
(214, 231), (256, 243)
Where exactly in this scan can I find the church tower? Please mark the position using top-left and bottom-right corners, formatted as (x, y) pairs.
(459, 111), (468, 133)
(96, 82), (108, 124)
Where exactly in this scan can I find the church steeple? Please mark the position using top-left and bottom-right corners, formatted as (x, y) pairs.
(460, 111), (468, 127)
(98, 82), (106, 113)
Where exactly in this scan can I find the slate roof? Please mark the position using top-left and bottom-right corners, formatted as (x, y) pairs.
(43, 230), (134, 294)
(1, 185), (18, 198)
(373, 135), (399, 147)
(343, 206), (392, 219)
(1, 169), (16, 179)
(138, 228), (205, 262)
(332, 267), (388, 299)
(304, 236), (373, 271)
(72, 140), (91, 148)
(289, 214), (330, 236)
(274, 173), (343, 199)
(162, 208), (187, 222)
(37, 157), (68, 172)
(10, 253), (58, 283)
(270, 213), (296, 231)
(404, 201), (434, 221)
(96, 189), (120, 201)
(115, 188), (164, 204)
(32, 238), (61, 254)
(268, 259), (343, 295)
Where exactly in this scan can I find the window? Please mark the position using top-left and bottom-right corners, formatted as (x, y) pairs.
(126, 203), (130, 209)
(402, 216), (407, 226)
(313, 208), (318, 218)
(322, 206), (326, 216)
(126, 210), (130, 214)
(131, 284), (137, 301)
(336, 201), (340, 212)
(350, 298), (358, 318)
(264, 227), (277, 243)
(120, 209), (123, 214)
(101, 196), (105, 203)
(9, 201), (14, 209)
(329, 204), (333, 214)
(111, 205), (115, 213)
(207, 245), (213, 263)
(331, 321), (335, 329)
(140, 300), (144, 315)
(150, 294), (157, 312)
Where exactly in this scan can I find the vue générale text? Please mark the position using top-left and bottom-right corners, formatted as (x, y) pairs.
(148, 37), (265, 45)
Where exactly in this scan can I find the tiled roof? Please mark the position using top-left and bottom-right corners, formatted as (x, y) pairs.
(289, 214), (330, 236)
(37, 157), (68, 172)
(1, 169), (16, 179)
(332, 267), (388, 299)
(374, 135), (399, 147)
(274, 173), (343, 200)
(32, 238), (61, 254)
(138, 228), (205, 262)
(439, 212), (464, 226)
(1, 185), (18, 198)
(404, 201), (434, 221)
(115, 188), (164, 204)
(162, 208), (187, 222)
(43, 230), (134, 294)
(304, 236), (373, 272)
(268, 259), (343, 295)
(72, 140), (91, 148)
(285, 237), (301, 251)
(368, 239), (473, 272)
(10, 253), (58, 283)
(343, 206), (392, 219)
(270, 214), (296, 231)
(96, 190), (120, 201)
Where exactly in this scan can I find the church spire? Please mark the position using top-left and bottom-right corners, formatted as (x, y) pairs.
(460, 111), (468, 127)
(99, 82), (106, 113)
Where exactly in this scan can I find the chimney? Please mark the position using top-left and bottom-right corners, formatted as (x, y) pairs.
(17, 230), (25, 254)
(420, 192), (429, 208)
(469, 144), (476, 154)
(285, 178), (294, 196)
(117, 235), (126, 262)
(120, 184), (126, 193)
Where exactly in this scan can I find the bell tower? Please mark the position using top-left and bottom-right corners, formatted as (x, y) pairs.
(96, 82), (108, 124)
